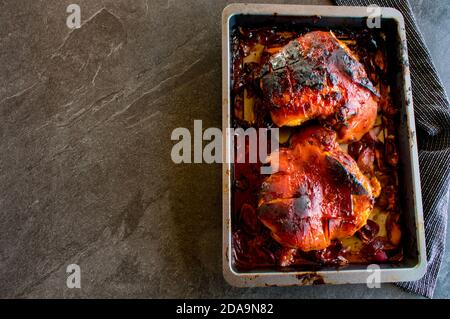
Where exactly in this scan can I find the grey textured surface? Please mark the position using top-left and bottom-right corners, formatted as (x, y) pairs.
(0, 0), (448, 298)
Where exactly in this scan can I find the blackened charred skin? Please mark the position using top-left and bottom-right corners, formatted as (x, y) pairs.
(358, 77), (379, 97)
(270, 53), (286, 70)
(325, 154), (368, 195)
(284, 40), (302, 62)
(259, 40), (327, 100)
(335, 49), (380, 97)
(329, 73), (338, 86)
(291, 61), (326, 91)
(257, 200), (300, 240)
(261, 68), (291, 101)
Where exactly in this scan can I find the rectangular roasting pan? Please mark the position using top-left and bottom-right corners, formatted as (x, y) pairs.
(222, 3), (426, 287)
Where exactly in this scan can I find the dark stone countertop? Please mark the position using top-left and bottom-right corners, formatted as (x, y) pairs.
(0, 0), (448, 298)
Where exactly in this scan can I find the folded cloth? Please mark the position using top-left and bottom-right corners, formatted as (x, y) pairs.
(334, 0), (450, 298)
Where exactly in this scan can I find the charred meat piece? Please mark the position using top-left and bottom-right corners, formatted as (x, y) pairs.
(257, 125), (378, 251)
(259, 31), (379, 142)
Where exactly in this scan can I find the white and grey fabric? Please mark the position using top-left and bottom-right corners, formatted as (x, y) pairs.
(335, 0), (450, 298)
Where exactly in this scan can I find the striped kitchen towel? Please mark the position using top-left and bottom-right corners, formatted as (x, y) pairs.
(335, 0), (450, 298)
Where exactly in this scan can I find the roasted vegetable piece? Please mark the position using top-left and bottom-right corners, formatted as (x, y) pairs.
(232, 230), (275, 269)
(357, 219), (380, 242)
(361, 237), (388, 263)
(259, 31), (379, 142)
(257, 125), (378, 251)
(314, 240), (348, 265)
(386, 212), (402, 246)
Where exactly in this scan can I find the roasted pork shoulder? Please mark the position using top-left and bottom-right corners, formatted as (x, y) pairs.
(258, 125), (380, 251)
(259, 31), (379, 142)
